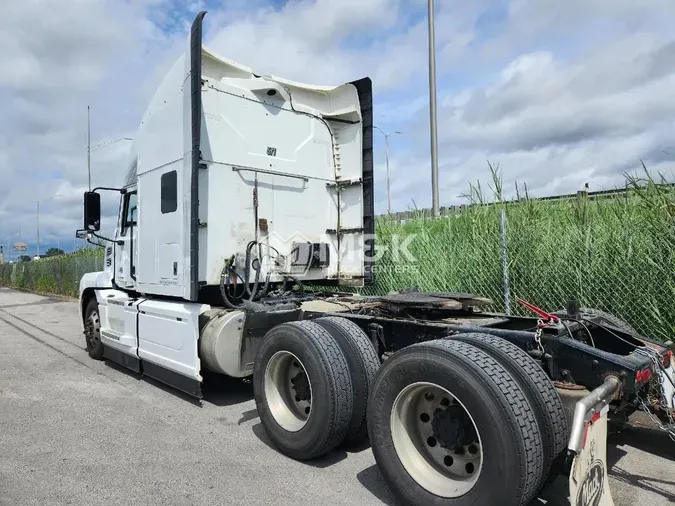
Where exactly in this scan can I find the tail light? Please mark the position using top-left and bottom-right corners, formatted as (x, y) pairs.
(663, 350), (672, 368)
(635, 367), (652, 383)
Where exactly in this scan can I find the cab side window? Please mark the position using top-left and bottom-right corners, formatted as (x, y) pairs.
(121, 192), (137, 235)
(161, 170), (177, 214)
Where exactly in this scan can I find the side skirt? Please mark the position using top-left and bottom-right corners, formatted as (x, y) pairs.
(142, 360), (203, 399)
(102, 345), (203, 399)
(103, 345), (141, 373)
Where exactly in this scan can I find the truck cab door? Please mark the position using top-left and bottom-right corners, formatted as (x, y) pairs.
(114, 190), (138, 290)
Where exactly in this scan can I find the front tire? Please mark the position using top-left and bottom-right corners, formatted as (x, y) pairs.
(83, 299), (103, 360)
(368, 339), (544, 506)
(253, 320), (353, 460)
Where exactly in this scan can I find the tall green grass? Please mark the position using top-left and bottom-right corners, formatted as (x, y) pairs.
(1, 171), (672, 340)
(0, 248), (103, 298)
(369, 169), (675, 340)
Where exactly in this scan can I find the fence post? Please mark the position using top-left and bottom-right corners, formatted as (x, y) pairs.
(500, 209), (511, 315)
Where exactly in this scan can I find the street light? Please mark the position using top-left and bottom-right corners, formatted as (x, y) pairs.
(90, 137), (134, 151)
(36, 193), (61, 258)
(86, 105), (133, 190)
(428, 0), (440, 217)
(374, 126), (401, 215)
(87, 135), (133, 191)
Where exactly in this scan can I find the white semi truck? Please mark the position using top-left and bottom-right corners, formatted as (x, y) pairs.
(77, 12), (675, 506)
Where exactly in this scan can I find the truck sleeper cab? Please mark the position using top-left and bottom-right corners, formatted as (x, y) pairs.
(76, 11), (675, 506)
(78, 10), (374, 395)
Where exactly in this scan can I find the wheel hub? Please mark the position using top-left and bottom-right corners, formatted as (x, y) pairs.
(432, 405), (477, 450)
(264, 351), (313, 432)
(85, 311), (100, 350)
(292, 371), (311, 401)
(390, 382), (483, 498)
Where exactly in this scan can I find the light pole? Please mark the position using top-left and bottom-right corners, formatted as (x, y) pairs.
(87, 105), (133, 190)
(374, 126), (401, 215)
(428, 0), (440, 217)
(87, 106), (91, 190)
(36, 194), (61, 258)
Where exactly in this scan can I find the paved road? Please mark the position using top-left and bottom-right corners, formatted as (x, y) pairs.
(0, 287), (673, 506)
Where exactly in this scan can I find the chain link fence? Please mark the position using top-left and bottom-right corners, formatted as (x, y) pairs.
(366, 184), (675, 341)
(0, 182), (672, 341)
(0, 252), (104, 298)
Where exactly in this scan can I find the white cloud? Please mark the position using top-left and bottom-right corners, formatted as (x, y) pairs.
(384, 0), (675, 211)
(0, 0), (674, 253)
(0, 0), (183, 252)
(205, 0), (408, 88)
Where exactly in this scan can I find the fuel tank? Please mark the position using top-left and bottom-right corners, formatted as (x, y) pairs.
(199, 309), (249, 377)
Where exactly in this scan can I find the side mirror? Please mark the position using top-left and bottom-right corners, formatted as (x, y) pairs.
(83, 191), (101, 231)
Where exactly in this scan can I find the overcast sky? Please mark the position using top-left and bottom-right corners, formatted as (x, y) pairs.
(1, 0), (674, 254)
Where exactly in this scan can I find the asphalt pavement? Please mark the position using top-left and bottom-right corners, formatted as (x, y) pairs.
(0, 287), (673, 506)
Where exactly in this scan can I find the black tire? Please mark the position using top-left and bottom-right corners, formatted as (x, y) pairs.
(83, 299), (103, 360)
(253, 320), (353, 460)
(451, 333), (568, 490)
(314, 316), (380, 446)
(368, 339), (544, 506)
(580, 307), (636, 333)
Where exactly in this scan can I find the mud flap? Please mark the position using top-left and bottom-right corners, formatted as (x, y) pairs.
(567, 375), (622, 506)
(569, 404), (614, 506)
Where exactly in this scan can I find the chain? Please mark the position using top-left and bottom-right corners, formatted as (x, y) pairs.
(534, 319), (545, 354)
(634, 347), (675, 441)
(638, 397), (675, 441)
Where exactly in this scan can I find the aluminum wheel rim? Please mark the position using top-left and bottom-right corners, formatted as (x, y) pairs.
(86, 310), (101, 350)
(264, 351), (313, 432)
(390, 381), (483, 498)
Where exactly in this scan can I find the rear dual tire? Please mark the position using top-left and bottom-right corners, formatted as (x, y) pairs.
(313, 316), (380, 446)
(368, 339), (546, 506)
(253, 320), (353, 460)
(451, 333), (568, 491)
(580, 307), (635, 333)
(253, 316), (380, 460)
(255, 322), (560, 506)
